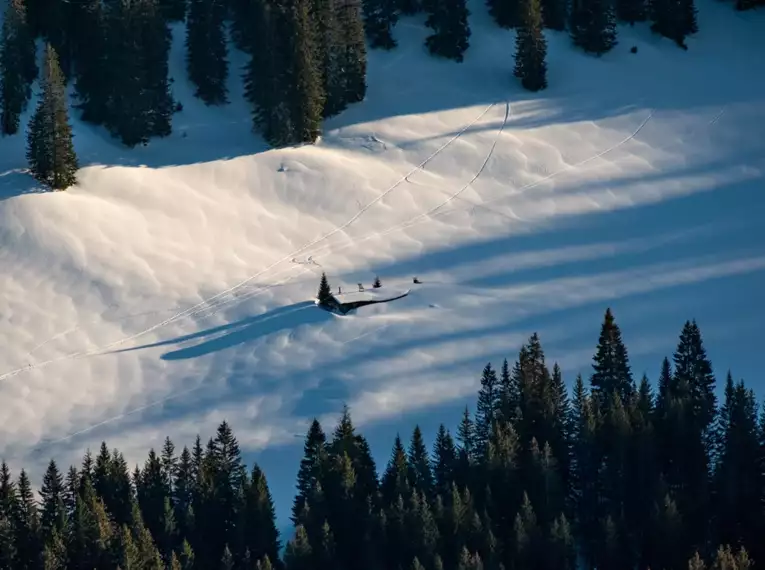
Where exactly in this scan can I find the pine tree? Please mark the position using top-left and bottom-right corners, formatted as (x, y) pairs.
(617, 0), (645, 24)
(570, 0), (617, 54)
(40, 460), (67, 541)
(373, 275), (382, 287)
(590, 309), (634, 408)
(186, 0), (229, 105)
(71, 0), (108, 124)
(317, 273), (333, 305)
(363, 0), (398, 49)
(336, 0), (368, 104)
(541, 0), (566, 29)
(240, 465), (281, 565)
(158, 0), (187, 20)
(425, 0), (471, 62)
(281, 0), (325, 143)
(26, 43), (79, 190)
(475, 363), (499, 459)
(432, 424), (457, 497)
(284, 525), (312, 570)
(650, 0), (694, 48)
(1, 0), (37, 136)
(486, 0), (521, 27)
(243, 0), (294, 146)
(408, 427), (434, 498)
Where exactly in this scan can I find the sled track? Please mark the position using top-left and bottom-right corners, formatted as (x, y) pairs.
(0, 103), (498, 381)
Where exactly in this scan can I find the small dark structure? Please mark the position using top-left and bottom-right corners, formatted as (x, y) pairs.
(318, 291), (410, 315)
(358, 283), (365, 292)
(630, 46), (638, 54)
(413, 277), (421, 284)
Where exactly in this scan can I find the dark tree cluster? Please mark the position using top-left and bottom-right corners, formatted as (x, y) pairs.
(0, 308), (763, 570)
(424, 0), (471, 61)
(243, 0), (367, 147)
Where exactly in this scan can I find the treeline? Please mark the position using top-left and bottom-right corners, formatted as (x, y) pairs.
(0, 308), (761, 569)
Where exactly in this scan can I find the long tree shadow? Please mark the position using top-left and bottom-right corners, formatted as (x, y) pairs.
(113, 301), (331, 361)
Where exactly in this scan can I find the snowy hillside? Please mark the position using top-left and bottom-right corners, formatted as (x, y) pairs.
(1, 0), (763, 528)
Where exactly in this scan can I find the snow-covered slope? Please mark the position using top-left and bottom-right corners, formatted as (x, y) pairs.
(1, 0), (763, 526)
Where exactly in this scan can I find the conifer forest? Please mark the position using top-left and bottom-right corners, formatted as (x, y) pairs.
(0, 0), (761, 188)
(0, 309), (761, 570)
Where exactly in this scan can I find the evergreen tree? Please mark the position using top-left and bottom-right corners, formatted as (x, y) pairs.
(363, 0), (398, 49)
(239, 465), (281, 565)
(381, 435), (410, 506)
(336, 0), (368, 105)
(650, 0), (695, 48)
(284, 525), (312, 570)
(475, 363), (499, 459)
(317, 273), (333, 304)
(408, 426), (434, 498)
(40, 460), (66, 542)
(432, 424), (457, 497)
(71, 0), (108, 124)
(26, 43), (79, 190)
(486, 0), (521, 27)
(617, 0), (645, 23)
(103, 0), (173, 146)
(541, 0), (566, 29)
(186, 0), (229, 104)
(425, 0), (471, 62)
(570, 0), (617, 54)
(243, 0), (294, 146)
(159, 0), (187, 20)
(590, 308), (633, 408)
(281, 0), (325, 143)
(1, 0), (37, 136)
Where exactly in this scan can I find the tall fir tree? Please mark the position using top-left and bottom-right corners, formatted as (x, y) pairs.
(186, 0), (229, 105)
(281, 0), (325, 143)
(1, 0), (37, 136)
(570, 0), (617, 54)
(337, 0), (368, 104)
(71, 0), (108, 124)
(363, 0), (398, 49)
(243, 0), (294, 146)
(26, 44), (79, 190)
(425, 0), (471, 62)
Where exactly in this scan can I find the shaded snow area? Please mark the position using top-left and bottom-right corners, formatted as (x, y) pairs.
(1, 0), (763, 530)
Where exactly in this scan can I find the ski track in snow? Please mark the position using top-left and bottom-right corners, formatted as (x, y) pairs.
(1, 102), (735, 381)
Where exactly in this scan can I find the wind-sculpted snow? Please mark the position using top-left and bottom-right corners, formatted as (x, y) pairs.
(0, 0), (763, 527)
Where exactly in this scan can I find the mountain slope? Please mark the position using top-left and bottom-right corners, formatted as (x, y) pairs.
(0, 0), (763, 526)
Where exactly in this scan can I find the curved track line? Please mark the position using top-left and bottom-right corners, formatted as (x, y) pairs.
(1, 103), (498, 381)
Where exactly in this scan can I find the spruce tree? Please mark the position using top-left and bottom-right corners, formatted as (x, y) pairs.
(158, 0), (187, 20)
(486, 0), (521, 28)
(283, 0), (325, 142)
(570, 0), (617, 54)
(243, 0), (294, 146)
(590, 308), (633, 409)
(408, 427), (434, 498)
(475, 363), (499, 459)
(71, 0), (108, 124)
(1, 0), (37, 136)
(541, 0), (566, 29)
(27, 44), (79, 190)
(363, 0), (398, 49)
(425, 0), (471, 62)
(40, 460), (66, 541)
(617, 0), (646, 24)
(650, 0), (693, 48)
(336, 0), (368, 104)
(186, 0), (229, 105)
(317, 273), (333, 305)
